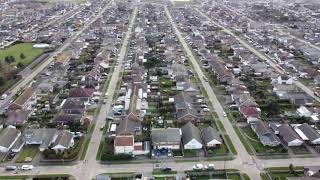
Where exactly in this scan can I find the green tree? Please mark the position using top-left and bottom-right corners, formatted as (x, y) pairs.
(0, 76), (5, 86)
(20, 53), (26, 59)
(289, 163), (295, 174)
(4, 56), (11, 64)
(17, 62), (24, 69)
(9, 56), (15, 63)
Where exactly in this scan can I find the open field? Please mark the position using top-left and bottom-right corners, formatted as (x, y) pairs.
(0, 42), (44, 66)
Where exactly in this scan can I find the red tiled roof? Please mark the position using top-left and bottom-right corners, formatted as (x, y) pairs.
(134, 143), (143, 151)
(69, 88), (94, 98)
(239, 106), (259, 117)
(114, 135), (134, 146)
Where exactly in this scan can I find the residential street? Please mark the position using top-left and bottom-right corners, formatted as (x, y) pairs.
(164, 6), (262, 180)
(2, 1), (320, 180)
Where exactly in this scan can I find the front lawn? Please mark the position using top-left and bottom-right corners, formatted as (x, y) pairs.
(270, 172), (304, 180)
(15, 145), (39, 163)
(153, 170), (177, 175)
(241, 126), (287, 154)
(207, 142), (228, 155)
(224, 135), (237, 155)
(183, 149), (197, 157)
(291, 146), (310, 154)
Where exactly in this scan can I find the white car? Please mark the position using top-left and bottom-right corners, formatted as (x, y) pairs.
(203, 76), (208, 82)
(21, 165), (33, 170)
(207, 164), (215, 169)
(223, 112), (227, 117)
(193, 164), (204, 170)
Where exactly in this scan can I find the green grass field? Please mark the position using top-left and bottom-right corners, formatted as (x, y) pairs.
(0, 43), (44, 66)
(15, 145), (39, 163)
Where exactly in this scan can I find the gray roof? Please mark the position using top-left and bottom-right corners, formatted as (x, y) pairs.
(0, 126), (21, 149)
(181, 122), (201, 144)
(278, 124), (301, 143)
(11, 135), (25, 151)
(297, 123), (320, 141)
(6, 110), (31, 125)
(116, 113), (142, 135)
(52, 131), (73, 148)
(24, 128), (56, 149)
(251, 121), (280, 146)
(201, 126), (221, 144)
(151, 128), (181, 145)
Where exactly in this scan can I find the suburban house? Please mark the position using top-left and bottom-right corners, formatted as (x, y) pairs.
(251, 121), (281, 147)
(201, 126), (222, 148)
(0, 126), (21, 153)
(239, 106), (261, 119)
(174, 92), (201, 122)
(294, 123), (320, 145)
(181, 122), (202, 150)
(276, 75), (293, 85)
(278, 124), (303, 146)
(53, 114), (83, 125)
(6, 110), (32, 125)
(23, 128), (57, 151)
(51, 131), (75, 153)
(11, 136), (25, 153)
(8, 87), (36, 111)
(114, 135), (134, 154)
(61, 98), (86, 115)
(297, 106), (320, 123)
(68, 87), (94, 102)
(116, 113), (142, 136)
(151, 128), (181, 150)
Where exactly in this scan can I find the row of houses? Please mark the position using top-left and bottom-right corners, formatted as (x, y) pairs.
(0, 126), (74, 153)
(114, 122), (222, 154)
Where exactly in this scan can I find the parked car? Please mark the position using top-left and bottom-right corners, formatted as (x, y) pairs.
(223, 112), (227, 117)
(0, 93), (7, 100)
(161, 167), (172, 172)
(203, 76), (208, 82)
(5, 165), (17, 171)
(207, 164), (215, 170)
(193, 164), (204, 170)
(21, 165), (33, 170)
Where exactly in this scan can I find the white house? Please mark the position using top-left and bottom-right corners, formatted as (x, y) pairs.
(278, 124), (303, 146)
(297, 106), (312, 117)
(181, 122), (203, 150)
(247, 116), (260, 124)
(114, 135), (134, 154)
(295, 123), (320, 145)
(0, 126), (21, 153)
(277, 75), (293, 85)
(201, 127), (222, 148)
(51, 131), (74, 153)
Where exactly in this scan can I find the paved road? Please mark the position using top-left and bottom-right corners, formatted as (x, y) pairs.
(195, 8), (320, 103)
(0, 0), (112, 109)
(164, 6), (262, 180)
(78, 6), (138, 180)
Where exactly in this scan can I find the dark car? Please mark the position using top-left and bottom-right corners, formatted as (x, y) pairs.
(161, 167), (172, 172)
